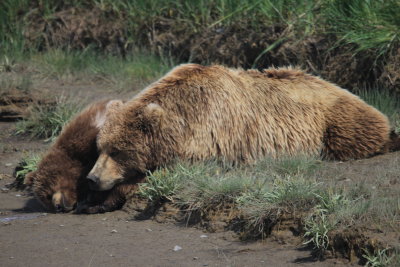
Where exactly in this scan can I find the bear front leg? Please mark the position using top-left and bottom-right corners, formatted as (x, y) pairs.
(76, 183), (139, 214)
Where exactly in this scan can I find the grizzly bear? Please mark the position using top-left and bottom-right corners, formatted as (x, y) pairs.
(87, 64), (398, 191)
(25, 99), (138, 213)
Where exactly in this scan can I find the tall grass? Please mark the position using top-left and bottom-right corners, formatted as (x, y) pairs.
(1, 0), (399, 63)
(322, 0), (400, 57)
(15, 95), (82, 141)
(357, 87), (400, 130)
(0, 0), (30, 58)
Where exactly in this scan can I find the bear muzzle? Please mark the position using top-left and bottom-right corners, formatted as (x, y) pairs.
(87, 174), (101, 190)
(52, 191), (75, 213)
(86, 173), (121, 191)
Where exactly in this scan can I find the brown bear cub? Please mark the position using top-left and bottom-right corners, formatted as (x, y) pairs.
(25, 99), (138, 213)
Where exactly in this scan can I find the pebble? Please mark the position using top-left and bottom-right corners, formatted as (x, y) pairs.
(111, 229), (118, 233)
(200, 234), (208, 238)
(5, 163), (12, 167)
(173, 245), (182, 251)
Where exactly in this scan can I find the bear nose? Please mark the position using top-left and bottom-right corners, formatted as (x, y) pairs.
(87, 174), (99, 183)
(87, 174), (99, 190)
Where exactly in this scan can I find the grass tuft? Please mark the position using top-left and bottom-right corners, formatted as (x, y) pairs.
(362, 248), (394, 267)
(15, 95), (82, 141)
(138, 167), (183, 202)
(303, 209), (334, 251)
(357, 87), (400, 129)
(14, 153), (41, 187)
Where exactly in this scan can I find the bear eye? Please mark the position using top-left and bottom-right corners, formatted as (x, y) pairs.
(109, 151), (120, 157)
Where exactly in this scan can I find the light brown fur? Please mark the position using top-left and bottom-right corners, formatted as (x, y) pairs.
(89, 64), (394, 191)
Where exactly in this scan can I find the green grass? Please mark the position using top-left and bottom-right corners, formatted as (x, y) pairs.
(303, 210), (334, 251)
(138, 167), (184, 202)
(322, 0), (400, 58)
(140, 161), (250, 211)
(175, 162), (250, 212)
(30, 49), (168, 80)
(1, 0), (399, 66)
(0, 48), (170, 92)
(362, 248), (396, 267)
(136, 155), (399, 258)
(356, 87), (400, 131)
(0, 74), (33, 93)
(14, 153), (41, 186)
(15, 95), (82, 141)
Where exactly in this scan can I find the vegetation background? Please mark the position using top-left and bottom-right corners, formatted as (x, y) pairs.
(1, 0), (400, 93)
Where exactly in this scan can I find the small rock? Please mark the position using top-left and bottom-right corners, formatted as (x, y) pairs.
(111, 229), (118, 233)
(5, 163), (12, 167)
(193, 257), (199, 260)
(102, 218), (107, 221)
(146, 228), (152, 232)
(173, 245), (182, 251)
(200, 234), (208, 238)
(15, 194), (21, 197)
(9, 256), (14, 259)
(59, 225), (65, 227)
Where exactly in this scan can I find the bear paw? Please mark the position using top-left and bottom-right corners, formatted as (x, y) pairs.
(75, 202), (111, 214)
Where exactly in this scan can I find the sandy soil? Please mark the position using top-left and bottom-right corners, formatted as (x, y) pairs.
(0, 183), (352, 267)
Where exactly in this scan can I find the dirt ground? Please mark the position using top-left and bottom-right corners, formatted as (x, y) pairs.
(0, 80), (398, 267)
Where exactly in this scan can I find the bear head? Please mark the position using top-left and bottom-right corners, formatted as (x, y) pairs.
(87, 100), (166, 191)
(24, 149), (88, 212)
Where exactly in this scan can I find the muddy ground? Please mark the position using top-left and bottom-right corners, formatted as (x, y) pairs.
(0, 80), (398, 266)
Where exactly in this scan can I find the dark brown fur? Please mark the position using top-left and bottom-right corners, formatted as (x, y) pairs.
(25, 99), (136, 213)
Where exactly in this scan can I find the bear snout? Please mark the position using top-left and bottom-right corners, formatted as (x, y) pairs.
(52, 191), (75, 213)
(87, 174), (100, 190)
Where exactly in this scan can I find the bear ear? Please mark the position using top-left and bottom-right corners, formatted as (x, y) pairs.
(96, 100), (124, 129)
(141, 103), (165, 129)
(24, 171), (36, 186)
(106, 100), (124, 116)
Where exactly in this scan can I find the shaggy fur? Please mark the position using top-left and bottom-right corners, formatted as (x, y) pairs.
(88, 64), (398, 191)
(25, 99), (136, 213)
